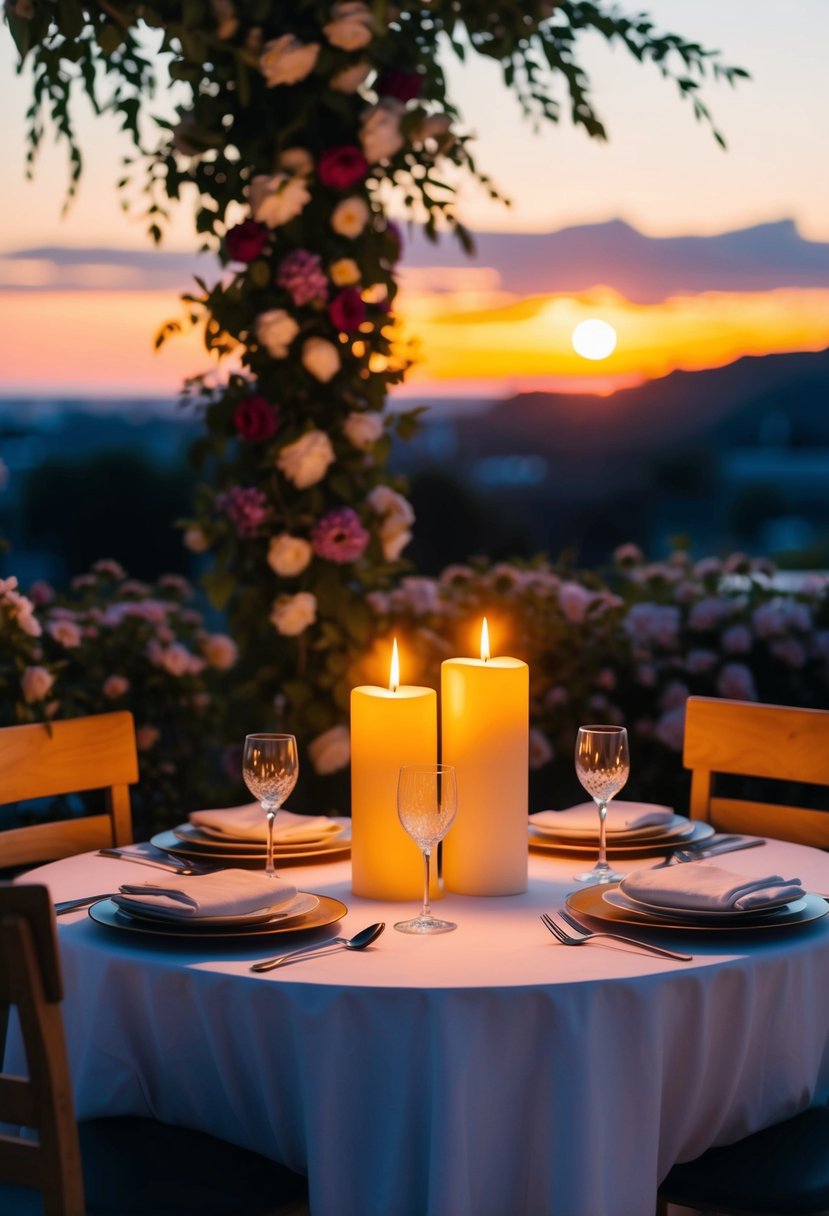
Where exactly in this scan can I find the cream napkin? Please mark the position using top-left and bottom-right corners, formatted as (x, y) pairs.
(113, 869), (297, 920)
(531, 801), (674, 835)
(189, 803), (343, 844)
(620, 863), (805, 911)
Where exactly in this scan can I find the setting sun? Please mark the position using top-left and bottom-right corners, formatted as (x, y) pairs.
(572, 319), (618, 361)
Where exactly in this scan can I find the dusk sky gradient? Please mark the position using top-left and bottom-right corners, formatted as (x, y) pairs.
(1, 1), (827, 398)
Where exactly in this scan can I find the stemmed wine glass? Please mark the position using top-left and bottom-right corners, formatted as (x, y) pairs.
(242, 733), (299, 878)
(573, 724), (630, 885)
(395, 763), (458, 935)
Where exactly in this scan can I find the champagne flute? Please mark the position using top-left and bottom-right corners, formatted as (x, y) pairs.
(573, 725), (629, 885)
(394, 763), (458, 935)
(242, 733), (299, 878)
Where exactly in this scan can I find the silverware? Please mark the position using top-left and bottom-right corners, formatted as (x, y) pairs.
(250, 921), (386, 972)
(653, 836), (763, 868)
(55, 894), (115, 915)
(541, 910), (693, 962)
(96, 848), (207, 876)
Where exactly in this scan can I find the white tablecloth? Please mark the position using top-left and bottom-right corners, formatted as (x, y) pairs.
(15, 838), (829, 1216)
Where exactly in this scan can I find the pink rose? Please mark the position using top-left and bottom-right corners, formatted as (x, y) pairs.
(317, 145), (369, 191)
(103, 674), (130, 699)
(234, 394), (280, 442)
(22, 665), (55, 704)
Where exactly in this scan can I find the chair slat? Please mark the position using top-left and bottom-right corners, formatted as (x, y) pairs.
(683, 697), (829, 847)
(0, 712), (137, 869)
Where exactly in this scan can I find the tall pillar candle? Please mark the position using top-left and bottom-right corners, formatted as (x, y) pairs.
(441, 621), (529, 895)
(351, 642), (437, 900)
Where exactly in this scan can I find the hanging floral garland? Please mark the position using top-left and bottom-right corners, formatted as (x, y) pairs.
(5, 0), (746, 797)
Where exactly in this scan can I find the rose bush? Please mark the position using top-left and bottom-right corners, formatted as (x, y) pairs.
(0, 562), (241, 835)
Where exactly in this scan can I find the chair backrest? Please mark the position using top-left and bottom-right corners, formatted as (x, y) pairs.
(0, 882), (85, 1215)
(0, 712), (138, 869)
(683, 696), (829, 847)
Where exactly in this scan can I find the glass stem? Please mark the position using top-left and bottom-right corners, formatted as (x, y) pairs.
(596, 800), (608, 869)
(265, 807), (276, 877)
(422, 848), (433, 919)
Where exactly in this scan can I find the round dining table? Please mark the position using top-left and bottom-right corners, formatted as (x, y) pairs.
(13, 834), (829, 1216)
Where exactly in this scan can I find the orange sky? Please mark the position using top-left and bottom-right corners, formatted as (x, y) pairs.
(2, 282), (827, 400)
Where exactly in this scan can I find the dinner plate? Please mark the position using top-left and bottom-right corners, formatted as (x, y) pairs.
(567, 884), (828, 932)
(529, 819), (715, 857)
(604, 887), (802, 922)
(151, 827), (352, 867)
(112, 891), (320, 928)
(88, 893), (347, 939)
(529, 803), (678, 840)
(191, 822), (346, 849)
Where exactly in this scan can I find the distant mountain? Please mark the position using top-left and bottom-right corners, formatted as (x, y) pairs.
(3, 219), (828, 300)
(402, 219), (829, 302)
(428, 348), (829, 497)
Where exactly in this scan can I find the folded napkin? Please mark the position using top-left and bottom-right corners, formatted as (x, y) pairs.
(620, 863), (805, 912)
(113, 869), (297, 920)
(189, 804), (342, 844)
(531, 801), (674, 835)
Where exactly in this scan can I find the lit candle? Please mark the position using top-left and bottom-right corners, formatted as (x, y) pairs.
(351, 639), (438, 899)
(441, 618), (529, 895)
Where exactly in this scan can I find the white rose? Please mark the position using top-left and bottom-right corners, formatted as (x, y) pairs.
(271, 591), (317, 637)
(21, 665), (55, 704)
(329, 60), (372, 94)
(308, 724), (351, 775)
(260, 35), (321, 86)
(302, 336), (341, 382)
(323, 1), (374, 51)
(343, 411), (383, 450)
(331, 195), (370, 239)
(183, 525), (210, 553)
(248, 173), (311, 228)
(277, 430), (336, 489)
(255, 309), (300, 358)
(360, 100), (405, 163)
(329, 257), (361, 286)
(367, 484), (415, 526)
(202, 633), (238, 670)
(268, 534), (313, 577)
(379, 517), (413, 561)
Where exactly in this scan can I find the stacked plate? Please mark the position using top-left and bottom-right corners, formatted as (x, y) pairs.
(566, 883), (828, 934)
(150, 812), (351, 869)
(528, 801), (716, 858)
(88, 891), (348, 939)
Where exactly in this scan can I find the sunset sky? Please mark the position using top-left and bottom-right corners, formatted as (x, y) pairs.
(1, 0), (827, 400)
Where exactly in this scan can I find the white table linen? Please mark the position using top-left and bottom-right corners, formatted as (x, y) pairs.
(14, 836), (829, 1216)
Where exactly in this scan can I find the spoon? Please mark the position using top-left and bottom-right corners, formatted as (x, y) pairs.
(250, 922), (385, 972)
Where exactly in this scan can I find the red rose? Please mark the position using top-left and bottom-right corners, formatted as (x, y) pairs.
(318, 145), (369, 192)
(328, 288), (366, 333)
(233, 394), (280, 442)
(376, 68), (423, 104)
(225, 220), (269, 263)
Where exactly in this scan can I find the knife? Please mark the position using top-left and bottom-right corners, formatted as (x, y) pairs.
(54, 894), (115, 915)
(681, 838), (766, 861)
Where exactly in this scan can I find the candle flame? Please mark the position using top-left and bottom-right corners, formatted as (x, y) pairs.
(389, 637), (400, 692)
(480, 617), (490, 663)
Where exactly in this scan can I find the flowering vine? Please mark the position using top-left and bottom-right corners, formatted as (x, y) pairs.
(5, 0), (746, 799)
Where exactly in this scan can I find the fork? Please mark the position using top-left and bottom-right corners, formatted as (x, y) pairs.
(541, 910), (692, 961)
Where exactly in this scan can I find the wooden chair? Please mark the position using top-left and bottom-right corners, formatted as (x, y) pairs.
(684, 695), (829, 848)
(0, 713), (138, 871)
(0, 882), (309, 1216)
